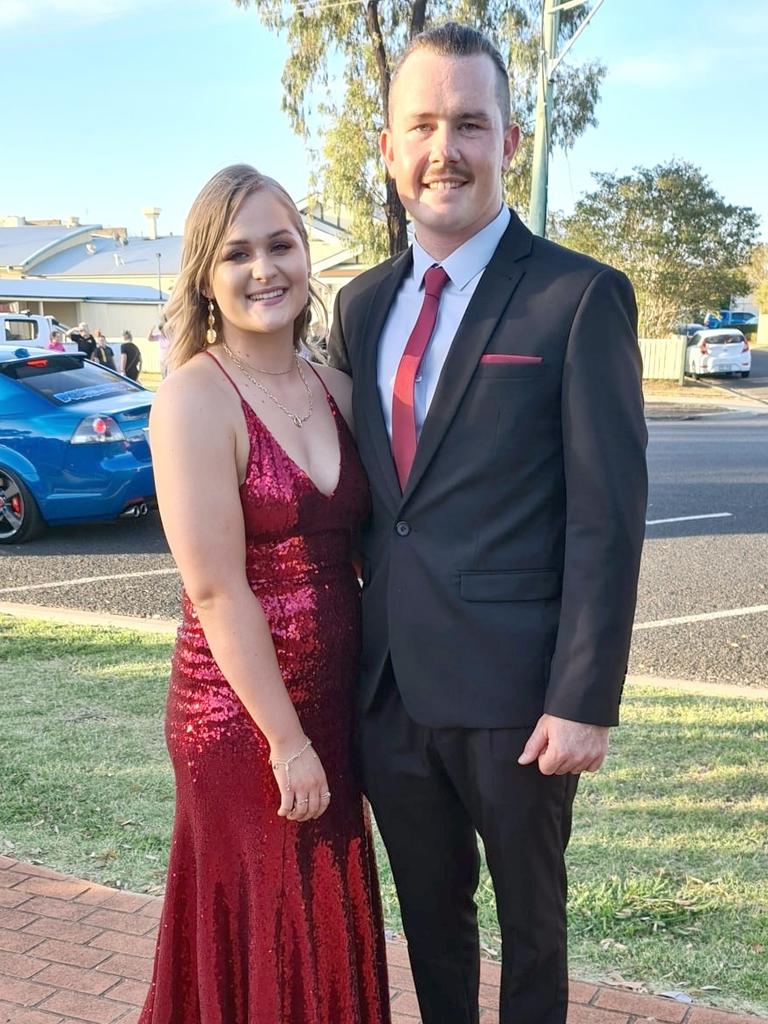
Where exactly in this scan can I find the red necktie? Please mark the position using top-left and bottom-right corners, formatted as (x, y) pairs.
(391, 265), (450, 490)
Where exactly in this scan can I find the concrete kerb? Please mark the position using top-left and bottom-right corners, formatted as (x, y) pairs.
(0, 601), (179, 636)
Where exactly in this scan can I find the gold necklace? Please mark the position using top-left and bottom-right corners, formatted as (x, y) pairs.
(222, 344), (313, 428)
(222, 343), (294, 375)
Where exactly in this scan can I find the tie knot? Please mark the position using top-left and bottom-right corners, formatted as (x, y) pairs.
(423, 265), (449, 299)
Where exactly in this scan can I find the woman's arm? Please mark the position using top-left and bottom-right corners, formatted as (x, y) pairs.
(150, 367), (330, 821)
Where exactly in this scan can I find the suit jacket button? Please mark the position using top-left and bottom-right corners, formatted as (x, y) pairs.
(395, 521), (411, 537)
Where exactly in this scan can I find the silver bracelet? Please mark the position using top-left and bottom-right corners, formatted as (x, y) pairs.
(269, 737), (312, 792)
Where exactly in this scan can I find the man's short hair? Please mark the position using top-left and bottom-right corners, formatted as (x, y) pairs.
(389, 22), (511, 128)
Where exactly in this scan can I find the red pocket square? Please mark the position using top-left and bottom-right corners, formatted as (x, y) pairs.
(480, 354), (543, 365)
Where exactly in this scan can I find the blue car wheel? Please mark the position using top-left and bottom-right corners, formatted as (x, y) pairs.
(0, 467), (44, 544)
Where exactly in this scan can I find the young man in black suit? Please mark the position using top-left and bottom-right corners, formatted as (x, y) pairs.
(329, 23), (648, 1024)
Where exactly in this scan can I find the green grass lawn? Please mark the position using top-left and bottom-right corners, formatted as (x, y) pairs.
(1, 615), (766, 1015)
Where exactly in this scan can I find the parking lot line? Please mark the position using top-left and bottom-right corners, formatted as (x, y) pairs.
(0, 567), (179, 595)
(634, 604), (768, 631)
(645, 512), (732, 525)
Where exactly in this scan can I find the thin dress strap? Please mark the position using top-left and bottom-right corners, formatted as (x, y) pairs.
(205, 350), (247, 401)
(304, 358), (333, 400)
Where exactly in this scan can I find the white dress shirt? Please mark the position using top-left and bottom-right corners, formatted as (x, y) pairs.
(377, 205), (511, 439)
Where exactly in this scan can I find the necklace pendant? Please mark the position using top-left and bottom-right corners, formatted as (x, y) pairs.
(292, 414), (302, 428)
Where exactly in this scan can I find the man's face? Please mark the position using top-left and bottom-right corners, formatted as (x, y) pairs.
(381, 50), (519, 255)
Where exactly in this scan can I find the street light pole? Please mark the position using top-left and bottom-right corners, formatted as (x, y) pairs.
(155, 252), (162, 312)
(528, 0), (560, 238)
(527, 0), (607, 237)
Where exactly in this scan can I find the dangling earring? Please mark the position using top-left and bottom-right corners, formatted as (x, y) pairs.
(206, 299), (217, 346)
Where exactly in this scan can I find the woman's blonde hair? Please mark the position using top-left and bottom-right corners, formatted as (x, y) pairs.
(164, 164), (325, 370)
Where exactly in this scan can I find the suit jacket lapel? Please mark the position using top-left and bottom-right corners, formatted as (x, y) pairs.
(356, 248), (412, 509)
(402, 211), (533, 504)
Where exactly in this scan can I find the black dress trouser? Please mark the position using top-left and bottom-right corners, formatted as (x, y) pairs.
(358, 663), (579, 1024)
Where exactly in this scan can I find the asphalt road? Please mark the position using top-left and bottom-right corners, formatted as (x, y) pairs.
(2, 353), (767, 688)
(694, 347), (768, 405)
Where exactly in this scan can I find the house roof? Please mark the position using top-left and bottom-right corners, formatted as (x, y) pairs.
(32, 234), (184, 278)
(0, 224), (99, 269)
(0, 198), (370, 286)
(0, 279), (168, 303)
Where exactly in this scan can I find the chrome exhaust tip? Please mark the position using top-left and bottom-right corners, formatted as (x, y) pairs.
(120, 501), (149, 519)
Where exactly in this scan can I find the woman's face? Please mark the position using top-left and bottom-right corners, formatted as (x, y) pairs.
(209, 190), (309, 348)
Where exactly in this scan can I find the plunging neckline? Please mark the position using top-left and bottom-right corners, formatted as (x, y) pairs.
(240, 395), (344, 501)
(206, 352), (344, 500)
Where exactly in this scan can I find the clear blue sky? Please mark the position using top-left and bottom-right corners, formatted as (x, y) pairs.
(1, 0), (766, 240)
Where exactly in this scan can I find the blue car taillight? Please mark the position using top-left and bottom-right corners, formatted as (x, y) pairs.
(70, 415), (127, 444)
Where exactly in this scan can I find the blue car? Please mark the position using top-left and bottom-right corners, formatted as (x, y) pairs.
(0, 345), (155, 543)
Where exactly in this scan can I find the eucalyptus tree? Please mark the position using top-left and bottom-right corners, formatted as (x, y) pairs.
(561, 161), (760, 336)
(235, 0), (605, 257)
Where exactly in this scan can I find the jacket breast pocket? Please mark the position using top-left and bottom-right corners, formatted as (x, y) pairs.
(473, 363), (548, 381)
(460, 569), (561, 602)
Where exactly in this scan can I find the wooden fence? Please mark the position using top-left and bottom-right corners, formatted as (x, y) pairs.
(639, 337), (686, 383)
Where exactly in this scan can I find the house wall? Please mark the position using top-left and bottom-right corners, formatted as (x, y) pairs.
(39, 301), (80, 326)
(78, 303), (164, 340)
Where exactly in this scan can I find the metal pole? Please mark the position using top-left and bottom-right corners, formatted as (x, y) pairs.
(528, 0), (560, 236)
(156, 253), (162, 311)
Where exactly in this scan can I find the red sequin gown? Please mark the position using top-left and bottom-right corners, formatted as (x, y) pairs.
(139, 358), (390, 1024)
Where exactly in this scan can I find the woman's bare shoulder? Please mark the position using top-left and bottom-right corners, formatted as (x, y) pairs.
(310, 361), (353, 424)
(152, 352), (238, 428)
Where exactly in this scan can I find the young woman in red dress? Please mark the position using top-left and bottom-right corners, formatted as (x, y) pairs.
(139, 165), (390, 1024)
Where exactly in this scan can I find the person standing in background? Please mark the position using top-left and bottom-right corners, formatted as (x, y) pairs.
(92, 330), (116, 370)
(120, 330), (143, 381)
(67, 322), (96, 358)
(149, 322), (171, 378)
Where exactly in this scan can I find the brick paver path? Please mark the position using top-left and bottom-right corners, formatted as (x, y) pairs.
(0, 858), (763, 1024)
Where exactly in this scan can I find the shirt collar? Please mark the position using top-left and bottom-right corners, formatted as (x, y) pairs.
(412, 205), (511, 292)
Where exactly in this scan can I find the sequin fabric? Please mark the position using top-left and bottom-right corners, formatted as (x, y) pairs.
(139, 361), (390, 1024)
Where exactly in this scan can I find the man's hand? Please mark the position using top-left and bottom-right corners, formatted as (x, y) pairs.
(518, 714), (609, 776)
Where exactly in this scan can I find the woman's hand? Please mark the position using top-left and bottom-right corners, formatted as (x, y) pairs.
(270, 738), (332, 823)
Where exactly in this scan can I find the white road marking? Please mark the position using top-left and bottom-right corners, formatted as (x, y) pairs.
(634, 604), (768, 631)
(646, 512), (733, 525)
(0, 567), (179, 595)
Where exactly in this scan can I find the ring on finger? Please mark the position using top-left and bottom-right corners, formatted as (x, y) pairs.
(321, 791), (331, 799)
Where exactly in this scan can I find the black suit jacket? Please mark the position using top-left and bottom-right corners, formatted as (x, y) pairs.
(328, 211), (648, 729)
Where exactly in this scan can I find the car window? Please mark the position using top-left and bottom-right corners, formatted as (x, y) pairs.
(4, 319), (39, 342)
(0, 355), (142, 403)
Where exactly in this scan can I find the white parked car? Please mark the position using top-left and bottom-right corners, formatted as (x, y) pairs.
(684, 329), (751, 379)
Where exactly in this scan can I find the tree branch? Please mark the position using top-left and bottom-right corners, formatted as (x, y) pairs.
(410, 0), (427, 37)
(364, 0), (391, 117)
